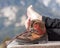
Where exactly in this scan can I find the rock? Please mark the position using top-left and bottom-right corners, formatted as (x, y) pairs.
(7, 41), (60, 48)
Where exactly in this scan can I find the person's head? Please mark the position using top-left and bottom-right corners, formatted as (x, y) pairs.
(30, 20), (46, 34)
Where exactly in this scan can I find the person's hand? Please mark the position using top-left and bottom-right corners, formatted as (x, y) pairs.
(25, 5), (42, 29)
(25, 18), (31, 30)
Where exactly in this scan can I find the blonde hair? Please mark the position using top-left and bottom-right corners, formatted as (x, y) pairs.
(30, 20), (45, 31)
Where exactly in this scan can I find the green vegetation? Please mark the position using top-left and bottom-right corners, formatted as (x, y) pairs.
(0, 43), (6, 48)
(0, 36), (11, 48)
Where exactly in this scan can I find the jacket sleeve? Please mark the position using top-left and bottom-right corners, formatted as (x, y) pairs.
(42, 16), (60, 28)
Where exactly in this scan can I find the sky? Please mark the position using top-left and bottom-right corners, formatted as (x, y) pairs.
(0, 0), (60, 27)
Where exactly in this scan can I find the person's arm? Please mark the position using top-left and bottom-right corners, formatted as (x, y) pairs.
(42, 16), (60, 28)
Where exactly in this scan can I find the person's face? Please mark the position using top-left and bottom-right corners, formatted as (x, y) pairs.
(33, 23), (40, 30)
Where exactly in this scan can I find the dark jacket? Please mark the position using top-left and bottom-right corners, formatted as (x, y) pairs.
(42, 16), (60, 41)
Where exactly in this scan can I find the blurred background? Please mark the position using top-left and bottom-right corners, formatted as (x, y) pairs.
(0, 0), (60, 43)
